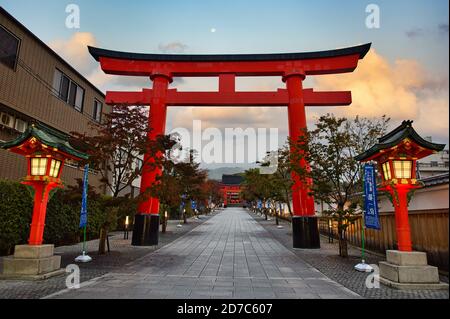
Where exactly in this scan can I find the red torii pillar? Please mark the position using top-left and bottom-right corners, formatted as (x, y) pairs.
(284, 72), (319, 247)
(88, 43), (371, 248)
(133, 74), (171, 245)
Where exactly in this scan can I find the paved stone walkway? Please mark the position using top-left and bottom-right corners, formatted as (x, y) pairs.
(47, 208), (359, 299)
(0, 216), (207, 299)
(254, 212), (449, 299)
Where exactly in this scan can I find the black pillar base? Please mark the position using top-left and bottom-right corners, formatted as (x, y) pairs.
(131, 214), (159, 246)
(292, 216), (320, 249)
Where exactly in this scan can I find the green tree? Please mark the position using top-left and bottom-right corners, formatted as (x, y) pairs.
(291, 114), (389, 257)
(147, 136), (183, 232)
(259, 146), (294, 217)
(201, 179), (223, 214)
(242, 168), (274, 220)
(71, 104), (171, 254)
(175, 150), (208, 223)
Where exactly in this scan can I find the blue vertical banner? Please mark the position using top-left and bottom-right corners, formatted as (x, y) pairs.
(180, 194), (186, 212)
(363, 163), (381, 230)
(79, 164), (89, 228)
(257, 200), (262, 209)
(191, 200), (197, 210)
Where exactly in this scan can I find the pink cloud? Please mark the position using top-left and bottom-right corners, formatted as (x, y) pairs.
(49, 32), (97, 74)
(310, 49), (448, 142)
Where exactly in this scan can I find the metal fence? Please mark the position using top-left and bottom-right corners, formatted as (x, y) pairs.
(318, 209), (449, 272)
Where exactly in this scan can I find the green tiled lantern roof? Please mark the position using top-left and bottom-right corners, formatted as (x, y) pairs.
(0, 122), (89, 160)
(355, 120), (446, 161)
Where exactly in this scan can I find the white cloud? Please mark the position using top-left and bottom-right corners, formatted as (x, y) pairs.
(49, 32), (97, 74)
(310, 49), (448, 143)
(169, 49), (449, 151)
(158, 42), (188, 53)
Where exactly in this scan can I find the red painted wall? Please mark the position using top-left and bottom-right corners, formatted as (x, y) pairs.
(220, 184), (243, 206)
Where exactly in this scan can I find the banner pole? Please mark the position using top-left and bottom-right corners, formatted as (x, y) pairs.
(361, 166), (366, 264)
(75, 164), (92, 263)
(361, 212), (365, 263)
(82, 225), (87, 253)
(355, 163), (373, 272)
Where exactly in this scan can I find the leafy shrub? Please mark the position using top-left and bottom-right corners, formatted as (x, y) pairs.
(45, 188), (113, 244)
(44, 189), (81, 246)
(0, 180), (33, 255)
(0, 179), (125, 256)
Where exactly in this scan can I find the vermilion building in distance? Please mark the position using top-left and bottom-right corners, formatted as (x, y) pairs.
(220, 175), (244, 207)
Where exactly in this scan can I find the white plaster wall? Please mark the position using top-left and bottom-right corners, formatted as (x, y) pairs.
(312, 183), (449, 214)
(378, 184), (449, 212)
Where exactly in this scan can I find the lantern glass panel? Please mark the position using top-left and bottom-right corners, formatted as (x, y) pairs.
(382, 162), (392, 180)
(49, 159), (62, 178)
(31, 158), (47, 176)
(393, 160), (412, 179)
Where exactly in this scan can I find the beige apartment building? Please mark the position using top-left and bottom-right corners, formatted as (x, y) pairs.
(0, 7), (107, 190)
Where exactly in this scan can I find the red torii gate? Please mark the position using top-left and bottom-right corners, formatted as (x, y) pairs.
(89, 43), (371, 249)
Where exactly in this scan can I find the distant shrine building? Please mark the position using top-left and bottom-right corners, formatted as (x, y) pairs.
(220, 175), (244, 207)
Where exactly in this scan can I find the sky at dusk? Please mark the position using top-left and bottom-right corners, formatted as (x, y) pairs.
(1, 0), (448, 166)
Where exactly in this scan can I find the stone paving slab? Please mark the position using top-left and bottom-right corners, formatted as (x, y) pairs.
(47, 208), (360, 299)
(253, 212), (449, 299)
(0, 215), (209, 299)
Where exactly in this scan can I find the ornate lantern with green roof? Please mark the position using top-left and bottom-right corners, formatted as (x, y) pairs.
(355, 120), (447, 290)
(0, 122), (88, 246)
(355, 120), (445, 252)
(0, 123), (88, 279)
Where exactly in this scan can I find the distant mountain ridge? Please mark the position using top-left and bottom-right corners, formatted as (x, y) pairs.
(206, 167), (246, 181)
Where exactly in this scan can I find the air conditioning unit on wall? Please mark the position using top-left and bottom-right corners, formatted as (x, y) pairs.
(14, 118), (28, 133)
(0, 112), (15, 128)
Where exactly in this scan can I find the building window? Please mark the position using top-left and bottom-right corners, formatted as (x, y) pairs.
(0, 25), (20, 70)
(430, 161), (438, 167)
(68, 82), (77, 106)
(74, 86), (84, 112)
(52, 69), (62, 95)
(52, 69), (85, 112)
(93, 100), (103, 122)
